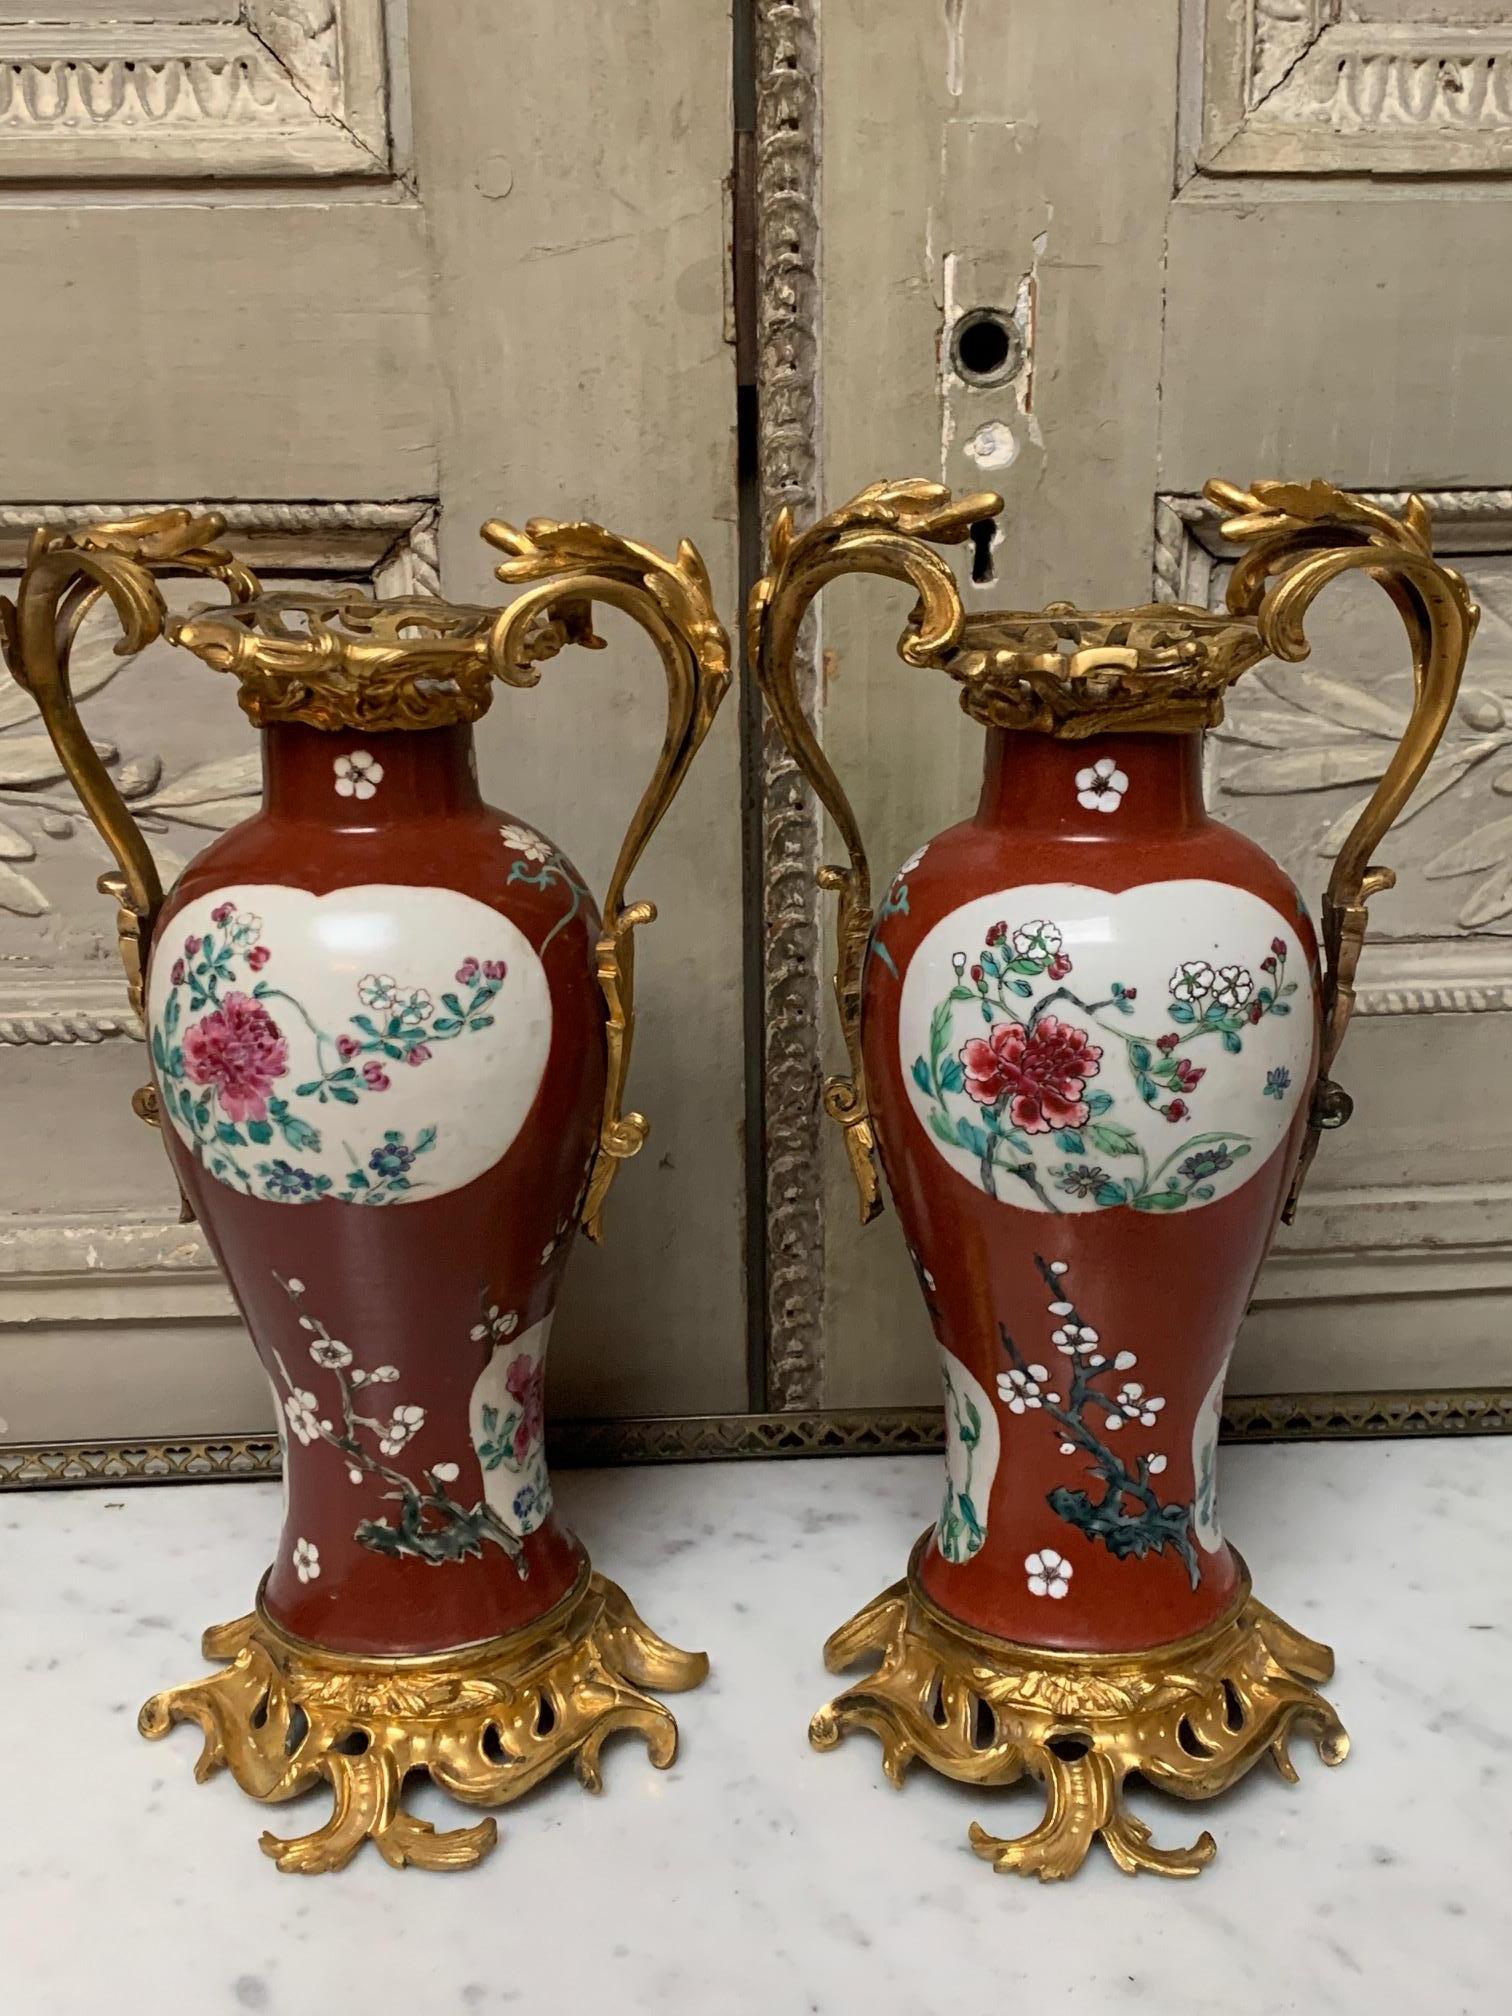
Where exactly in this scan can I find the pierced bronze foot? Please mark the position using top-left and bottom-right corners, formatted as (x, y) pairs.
(140, 1566), (708, 1873)
(811, 1552), (1347, 1882)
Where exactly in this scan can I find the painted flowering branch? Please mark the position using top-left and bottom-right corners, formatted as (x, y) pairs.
(271, 1275), (525, 1574)
(998, 1255), (1199, 1587)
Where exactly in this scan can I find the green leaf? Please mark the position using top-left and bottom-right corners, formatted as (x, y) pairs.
(1089, 1120), (1140, 1157)
(1007, 956), (1041, 976)
(246, 1119), (273, 1145)
(441, 992), (464, 1017)
(1095, 1181), (1126, 1208)
(964, 1398), (981, 1442)
(1129, 1040), (1151, 1071)
(352, 1014), (380, 1036)
(151, 1027), (168, 1072)
(469, 1014), (495, 1030)
(415, 1126), (437, 1153)
(912, 1055), (932, 1094)
(949, 986), (975, 1003)
(929, 998), (954, 1065)
(331, 1086), (360, 1106)
(1134, 1189), (1187, 1212)
(929, 1109), (958, 1149)
(1085, 1090), (1114, 1116)
(938, 1056), (965, 1094)
(1271, 1001), (1291, 1016)
(956, 1116), (992, 1160)
(295, 1079), (324, 1098)
(1221, 1031), (1243, 1054)
(1052, 1128), (1085, 1155)
(1135, 1074), (1159, 1105)
(1009, 978), (1033, 998)
(433, 1018), (462, 1034)
(1167, 1001), (1196, 1025)
(1004, 1127), (1034, 1155)
(346, 1171), (370, 1192)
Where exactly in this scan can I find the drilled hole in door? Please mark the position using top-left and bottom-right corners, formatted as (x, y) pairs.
(969, 519), (999, 586)
(951, 308), (1021, 386)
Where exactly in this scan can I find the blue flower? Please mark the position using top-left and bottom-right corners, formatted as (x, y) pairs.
(258, 1159), (330, 1201)
(512, 1485), (538, 1523)
(1263, 1067), (1291, 1101)
(369, 1134), (417, 1180)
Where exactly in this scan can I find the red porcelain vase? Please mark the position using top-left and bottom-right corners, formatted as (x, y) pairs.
(753, 475), (1476, 1880)
(6, 508), (730, 1873)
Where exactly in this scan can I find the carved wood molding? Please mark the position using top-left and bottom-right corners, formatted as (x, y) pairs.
(0, 2), (390, 180)
(2, 1386), (1507, 1490)
(1194, 2), (1512, 177)
(1156, 486), (1512, 1012)
(0, 498), (438, 1043)
(755, 0), (826, 1409)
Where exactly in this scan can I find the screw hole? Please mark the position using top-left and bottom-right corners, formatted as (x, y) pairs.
(951, 308), (1021, 386)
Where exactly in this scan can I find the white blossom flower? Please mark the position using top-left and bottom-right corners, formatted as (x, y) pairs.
(1116, 1381), (1167, 1428)
(951, 950), (968, 977)
(1047, 1300), (1073, 1317)
(1211, 964), (1255, 1010)
(396, 987), (434, 1023)
(1114, 1350), (1137, 1370)
(500, 821), (551, 863)
(1148, 1454), (1168, 1475)
(334, 749), (384, 800)
(1075, 755), (1128, 815)
(298, 1316), (315, 1331)
(1170, 960), (1215, 1003)
(284, 1389), (322, 1447)
(998, 1365), (1058, 1414)
(1048, 1260), (1068, 1275)
(368, 1365), (400, 1384)
(1087, 1353), (1106, 1368)
(431, 1461), (460, 1484)
(379, 1403), (426, 1456)
(1103, 1413), (1124, 1432)
(1059, 1441), (1076, 1456)
(470, 1303), (519, 1343)
(228, 911), (263, 946)
(347, 1467), (363, 1484)
(286, 1277), (305, 1296)
(309, 1337), (352, 1370)
(358, 972), (399, 1010)
(1025, 1548), (1073, 1599)
(1011, 919), (1063, 960)
(292, 1537), (321, 1583)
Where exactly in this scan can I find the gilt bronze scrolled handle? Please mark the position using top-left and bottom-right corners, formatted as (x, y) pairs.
(483, 519), (733, 1243)
(747, 480), (1004, 1222)
(1208, 479), (1480, 1220)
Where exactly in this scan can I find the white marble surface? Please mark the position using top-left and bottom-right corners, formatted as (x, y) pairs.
(1, 1441), (1508, 2015)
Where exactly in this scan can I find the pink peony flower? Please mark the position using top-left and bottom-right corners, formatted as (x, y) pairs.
(246, 945), (270, 972)
(456, 957), (480, 985)
(184, 935), (202, 957)
(336, 1034), (361, 1060)
(362, 1062), (390, 1091)
(1156, 1032), (1180, 1054)
(505, 1353), (546, 1464)
(959, 1016), (1102, 1135)
(170, 959), (186, 986)
(211, 902), (235, 926)
(1162, 1097), (1189, 1124)
(1047, 951), (1072, 981)
(182, 992), (288, 1123)
(406, 1044), (432, 1067)
(1171, 1058), (1205, 1092)
(483, 959), (507, 982)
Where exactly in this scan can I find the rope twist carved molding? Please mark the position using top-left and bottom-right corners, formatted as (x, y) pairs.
(756, 0), (825, 1410)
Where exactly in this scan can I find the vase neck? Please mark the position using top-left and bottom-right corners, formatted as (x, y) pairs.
(975, 729), (1209, 837)
(261, 722), (484, 825)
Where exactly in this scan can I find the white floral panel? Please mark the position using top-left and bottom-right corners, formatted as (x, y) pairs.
(934, 1346), (1001, 1565)
(469, 1314), (553, 1539)
(1191, 1364), (1226, 1555)
(145, 883), (551, 1207)
(897, 879), (1313, 1216)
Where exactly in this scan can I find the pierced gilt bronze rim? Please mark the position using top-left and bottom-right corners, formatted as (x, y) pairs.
(1, 1389), (1506, 1491)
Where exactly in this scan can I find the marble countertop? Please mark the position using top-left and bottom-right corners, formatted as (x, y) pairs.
(1, 1439), (1507, 2015)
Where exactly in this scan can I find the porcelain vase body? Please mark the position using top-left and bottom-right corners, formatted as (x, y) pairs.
(144, 721), (603, 1656)
(864, 729), (1320, 1653)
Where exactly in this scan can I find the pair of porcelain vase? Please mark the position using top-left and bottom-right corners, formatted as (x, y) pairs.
(0, 477), (1476, 1881)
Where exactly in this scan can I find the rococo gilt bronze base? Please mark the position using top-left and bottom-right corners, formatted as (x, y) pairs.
(139, 1565), (708, 1874)
(809, 1536), (1348, 1882)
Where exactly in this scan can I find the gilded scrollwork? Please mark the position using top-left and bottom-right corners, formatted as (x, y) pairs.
(139, 1569), (709, 1874)
(811, 1539), (1348, 1882)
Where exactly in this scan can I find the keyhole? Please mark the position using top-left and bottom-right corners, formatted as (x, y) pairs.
(970, 519), (998, 586)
